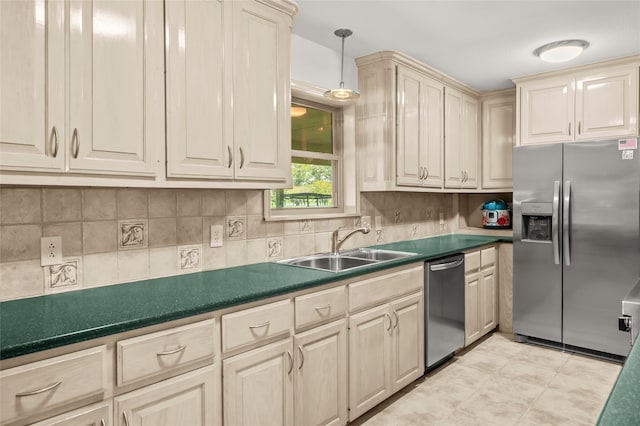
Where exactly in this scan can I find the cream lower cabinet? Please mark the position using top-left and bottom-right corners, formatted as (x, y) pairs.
(516, 60), (639, 145)
(348, 284), (424, 422)
(31, 401), (112, 426)
(0, 0), (163, 176)
(223, 338), (294, 426)
(465, 246), (498, 346)
(114, 366), (216, 426)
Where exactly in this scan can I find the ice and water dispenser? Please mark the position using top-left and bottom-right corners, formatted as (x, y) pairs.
(521, 202), (553, 242)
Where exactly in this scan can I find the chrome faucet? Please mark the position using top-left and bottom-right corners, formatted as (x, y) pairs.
(331, 226), (371, 255)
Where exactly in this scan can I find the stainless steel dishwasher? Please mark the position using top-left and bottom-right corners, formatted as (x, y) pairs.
(425, 254), (465, 370)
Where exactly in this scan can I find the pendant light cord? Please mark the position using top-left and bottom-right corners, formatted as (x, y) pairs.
(340, 35), (345, 89)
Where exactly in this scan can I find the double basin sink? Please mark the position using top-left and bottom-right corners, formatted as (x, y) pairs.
(278, 248), (417, 273)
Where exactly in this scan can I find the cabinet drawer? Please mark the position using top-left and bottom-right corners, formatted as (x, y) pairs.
(30, 401), (111, 426)
(222, 299), (291, 353)
(117, 319), (215, 387)
(295, 286), (346, 330)
(0, 346), (107, 425)
(349, 265), (423, 312)
(465, 250), (480, 272)
(481, 246), (496, 268)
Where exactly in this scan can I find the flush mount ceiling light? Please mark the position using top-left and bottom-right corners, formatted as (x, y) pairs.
(290, 106), (307, 118)
(324, 29), (360, 101)
(533, 39), (589, 63)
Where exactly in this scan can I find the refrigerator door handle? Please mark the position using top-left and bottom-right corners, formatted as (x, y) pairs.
(552, 180), (561, 265)
(563, 180), (572, 266)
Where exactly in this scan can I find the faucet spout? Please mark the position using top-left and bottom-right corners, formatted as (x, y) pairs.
(332, 226), (371, 255)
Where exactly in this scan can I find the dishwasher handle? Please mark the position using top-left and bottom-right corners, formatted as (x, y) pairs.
(429, 258), (464, 271)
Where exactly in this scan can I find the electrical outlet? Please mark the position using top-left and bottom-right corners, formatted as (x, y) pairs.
(41, 236), (62, 266)
(210, 225), (223, 247)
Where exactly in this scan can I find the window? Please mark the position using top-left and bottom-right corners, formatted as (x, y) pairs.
(265, 81), (358, 220)
(270, 98), (343, 212)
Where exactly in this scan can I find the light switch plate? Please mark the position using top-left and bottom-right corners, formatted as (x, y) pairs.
(41, 236), (62, 266)
(210, 225), (223, 247)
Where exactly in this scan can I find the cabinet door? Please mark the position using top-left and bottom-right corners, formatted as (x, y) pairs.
(482, 95), (515, 189)
(165, 0), (233, 179)
(464, 271), (481, 346)
(68, 0), (161, 175)
(232, 0), (291, 182)
(575, 66), (639, 140)
(348, 304), (391, 422)
(461, 95), (479, 189)
(422, 77), (444, 187)
(519, 76), (574, 145)
(389, 293), (424, 393)
(31, 401), (111, 426)
(444, 87), (462, 188)
(480, 267), (497, 335)
(223, 338), (294, 426)
(294, 320), (347, 426)
(114, 365), (218, 426)
(0, 0), (64, 171)
(396, 66), (423, 187)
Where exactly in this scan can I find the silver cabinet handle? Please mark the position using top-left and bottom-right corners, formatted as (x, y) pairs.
(287, 350), (293, 375)
(392, 310), (399, 329)
(227, 145), (232, 168)
(123, 411), (129, 426)
(424, 168), (429, 180)
(563, 180), (572, 266)
(71, 128), (79, 159)
(156, 344), (186, 356)
(239, 147), (245, 169)
(15, 380), (62, 397)
(50, 126), (59, 158)
(552, 180), (561, 265)
(578, 121), (581, 135)
(384, 312), (392, 331)
(315, 304), (330, 313)
(100, 419), (106, 426)
(298, 345), (304, 369)
(568, 122), (572, 136)
(249, 320), (270, 329)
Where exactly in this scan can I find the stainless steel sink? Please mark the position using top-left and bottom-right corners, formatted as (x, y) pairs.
(278, 248), (417, 273)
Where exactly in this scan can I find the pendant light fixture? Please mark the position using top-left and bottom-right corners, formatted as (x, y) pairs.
(324, 29), (360, 101)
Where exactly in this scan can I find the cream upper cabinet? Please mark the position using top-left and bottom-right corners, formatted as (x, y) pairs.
(165, 0), (294, 185)
(165, 0), (231, 179)
(482, 93), (515, 189)
(445, 87), (479, 189)
(0, 0), (162, 176)
(516, 60), (639, 145)
(396, 66), (444, 188)
(0, 0), (65, 172)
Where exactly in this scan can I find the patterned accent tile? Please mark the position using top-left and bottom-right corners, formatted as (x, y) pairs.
(376, 229), (385, 243)
(118, 219), (148, 250)
(227, 216), (246, 240)
(267, 238), (283, 259)
(299, 219), (314, 233)
(178, 244), (202, 272)
(44, 257), (82, 293)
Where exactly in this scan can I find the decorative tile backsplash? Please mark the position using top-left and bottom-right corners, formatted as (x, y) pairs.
(0, 187), (454, 301)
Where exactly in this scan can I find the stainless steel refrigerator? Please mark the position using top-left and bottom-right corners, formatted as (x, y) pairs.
(513, 139), (640, 358)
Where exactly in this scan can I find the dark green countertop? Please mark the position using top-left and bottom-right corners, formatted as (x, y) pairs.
(598, 331), (640, 425)
(0, 234), (509, 360)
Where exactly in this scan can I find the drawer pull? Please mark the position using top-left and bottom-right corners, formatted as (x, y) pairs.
(156, 344), (187, 356)
(392, 310), (399, 329)
(287, 351), (293, 375)
(249, 320), (270, 329)
(123, 411), (130, 426)
(100, 419), (106, 426)
(15, 380), (62, 397)
(298, 345), (304, 369)
(384, 313), (392, 331)
(315, 304), (331, 312)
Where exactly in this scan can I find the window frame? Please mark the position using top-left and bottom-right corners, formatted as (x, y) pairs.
(264, 81), (359, 221)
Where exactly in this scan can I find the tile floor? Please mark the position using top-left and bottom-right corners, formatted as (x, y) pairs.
(352, 332), (622, 426)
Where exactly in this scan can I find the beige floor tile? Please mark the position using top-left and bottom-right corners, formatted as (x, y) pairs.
(454, 347), (512, 374)
(560, 353), (622, 384)
(517, 407), (592, 426)
(547, 371), (620, 405)
(497, 359), (559, 386)
(443, 388), (530, 426)
(532, 388), (606, 425)
(479, 376), (545, 404)
(510, 343), (571, 371)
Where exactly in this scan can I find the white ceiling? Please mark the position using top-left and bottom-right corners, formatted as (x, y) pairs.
(292, 1), (640, 92)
